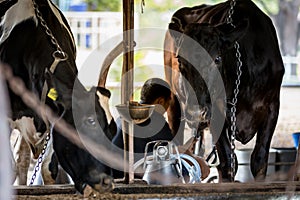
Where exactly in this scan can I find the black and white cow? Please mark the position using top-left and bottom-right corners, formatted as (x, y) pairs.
(0, 0), (116, 193)
(164, 0), (284, 181)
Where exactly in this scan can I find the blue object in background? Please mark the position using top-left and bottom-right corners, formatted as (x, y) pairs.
(69, 2), (87, 11)
(292, 132), (300, 148)
(67, 1), (90, 48)
(85, 21), (91, 48)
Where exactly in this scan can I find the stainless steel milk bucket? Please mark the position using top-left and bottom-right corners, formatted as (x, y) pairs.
(142, 141), (184, 185)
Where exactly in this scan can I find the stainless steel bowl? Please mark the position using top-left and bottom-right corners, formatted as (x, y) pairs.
(115, 102), (155, 124)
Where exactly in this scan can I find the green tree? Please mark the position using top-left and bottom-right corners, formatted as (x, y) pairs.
(84, 0), (121, 11)
(256, 0), (300, 56)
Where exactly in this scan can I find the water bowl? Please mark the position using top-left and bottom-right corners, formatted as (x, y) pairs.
(115, 101), (155, 124)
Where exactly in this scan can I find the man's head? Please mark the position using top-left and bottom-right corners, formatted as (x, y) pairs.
(140, 78), (171, 113)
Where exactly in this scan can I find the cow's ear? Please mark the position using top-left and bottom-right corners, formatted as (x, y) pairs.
(94, 86), (116, 140)
(216, 18), (249, 48)
(94, 87), (112, 118)
(96, 87), (111, 99)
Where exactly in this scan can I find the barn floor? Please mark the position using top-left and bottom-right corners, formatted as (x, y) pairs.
(14, 181), (300, 199)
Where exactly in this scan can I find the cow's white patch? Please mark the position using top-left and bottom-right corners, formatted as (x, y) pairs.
(97, 91), (113, 124)
(0, 0), (75, 51)
(9, 117), (44, 149)
(0, 0), (37, 44)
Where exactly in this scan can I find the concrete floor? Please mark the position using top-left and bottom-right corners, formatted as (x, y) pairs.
(274, 87), (300, 147)
(14, 182), (300, 200)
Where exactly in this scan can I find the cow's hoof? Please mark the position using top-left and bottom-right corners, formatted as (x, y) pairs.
(93, 173), (114, 193)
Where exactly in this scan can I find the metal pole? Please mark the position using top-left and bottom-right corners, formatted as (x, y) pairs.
(0, 73), (13, 200)
(122, 0), (134, 184)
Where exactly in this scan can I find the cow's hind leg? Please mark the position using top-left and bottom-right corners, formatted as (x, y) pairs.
(251, 102), (279, 180)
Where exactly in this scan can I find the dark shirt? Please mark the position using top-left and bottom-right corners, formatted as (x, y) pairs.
(111, 111), (174, 178)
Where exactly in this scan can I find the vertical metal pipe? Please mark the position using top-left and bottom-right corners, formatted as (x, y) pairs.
(0, 72), (13, 199)
(122, 0), (134, 184)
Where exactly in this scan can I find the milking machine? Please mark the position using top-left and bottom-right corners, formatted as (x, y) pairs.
(134, 140), (202, 185)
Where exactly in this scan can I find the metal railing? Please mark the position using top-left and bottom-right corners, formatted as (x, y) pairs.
(63, 12), (123, 50)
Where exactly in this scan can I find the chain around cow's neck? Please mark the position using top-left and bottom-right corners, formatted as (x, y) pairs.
(32, 0), (67, 59)
(226, 0), (236, 28)
(225, 0), (243, 182)
(30, 0), (68, 185)
(29, 131), (51, 185)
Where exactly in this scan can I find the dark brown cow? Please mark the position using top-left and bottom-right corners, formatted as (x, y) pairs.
(164, 0), (284, 181)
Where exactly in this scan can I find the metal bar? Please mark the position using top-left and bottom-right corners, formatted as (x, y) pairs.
(122, 0), (135, 184)
(97, 42), (123, 87)
(0, 73), (13, 200)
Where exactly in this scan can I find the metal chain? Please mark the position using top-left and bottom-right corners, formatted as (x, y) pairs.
(29, 131), (51, 185)
(225, 0), (242, 181)
(229, 41), (242, 181)
(226, 0), (236, 28)
(32, 0), (67, 58)
(29, 108), (65, 185)
(29, 0), (67, 185)
(141, 0), (145, 13)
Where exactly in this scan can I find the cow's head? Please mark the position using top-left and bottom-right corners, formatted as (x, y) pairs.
(168, 19), (248, 129)
(46, 73), (116, 193)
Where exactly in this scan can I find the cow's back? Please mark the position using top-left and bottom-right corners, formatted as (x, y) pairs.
(170, 0), (284, 87)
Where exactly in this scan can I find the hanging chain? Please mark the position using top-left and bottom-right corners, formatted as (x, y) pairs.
(225, 0), (242, 181)
(29, 109), (65, 185)
(29, 0), (68, 185)
(226, 0), (236, 28)
(29, 131), (51, 185)
(32, 0), (67, 59)
(228, 42), (242, 181)
(141, 0), (145, 13)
